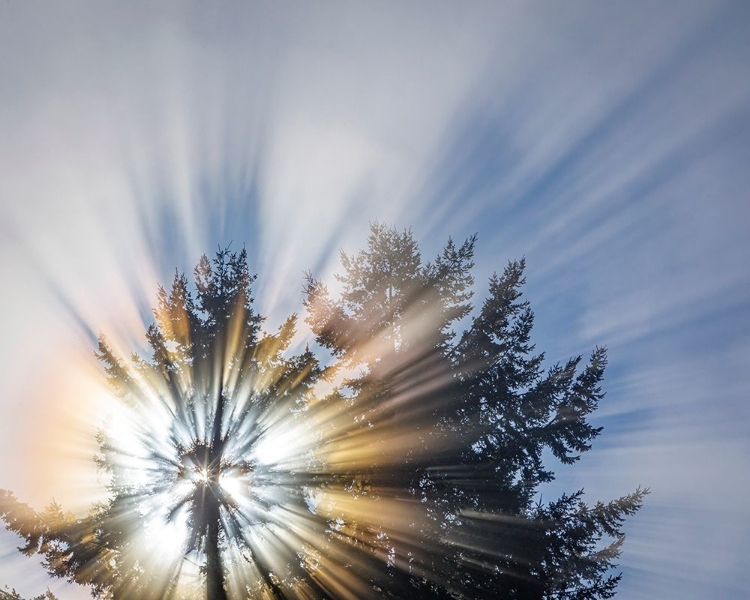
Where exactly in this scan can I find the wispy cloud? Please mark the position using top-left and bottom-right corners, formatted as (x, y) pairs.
(0, 1), (748, 598)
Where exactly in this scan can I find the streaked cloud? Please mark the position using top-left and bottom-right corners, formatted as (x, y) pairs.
(0, 1), (748, 598)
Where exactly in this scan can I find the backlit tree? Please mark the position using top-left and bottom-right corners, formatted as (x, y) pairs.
(1, 227), (646, 599)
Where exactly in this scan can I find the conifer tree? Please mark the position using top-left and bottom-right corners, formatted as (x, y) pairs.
(2, 248), (322, 599)
(303, 223), (647, 599)
(1, 228), (646, 599)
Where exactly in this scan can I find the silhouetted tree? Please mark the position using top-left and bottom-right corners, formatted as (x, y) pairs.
(1, 228), (646, 599)
(303, 223), (647, 599)
(2, 248), (323, 599)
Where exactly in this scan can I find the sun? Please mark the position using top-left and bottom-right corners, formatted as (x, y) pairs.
(195, 468), (210, 484)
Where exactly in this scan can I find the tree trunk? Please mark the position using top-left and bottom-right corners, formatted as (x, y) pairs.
(205, 493), (228, 599)
(206, 389), (228, 600)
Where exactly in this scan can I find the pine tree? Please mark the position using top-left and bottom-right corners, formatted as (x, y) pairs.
(1, 229), (646, 599)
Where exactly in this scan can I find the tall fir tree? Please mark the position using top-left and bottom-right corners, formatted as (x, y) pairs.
(303, 223), (647, 599)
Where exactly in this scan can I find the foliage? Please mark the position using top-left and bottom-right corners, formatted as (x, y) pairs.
(303, 223), (647, 598)
(0, 225), (646, 599)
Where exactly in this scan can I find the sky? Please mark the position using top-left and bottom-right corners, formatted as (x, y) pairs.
(0, 1), (749, 598)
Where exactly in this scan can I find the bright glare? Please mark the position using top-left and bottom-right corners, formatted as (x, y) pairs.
(252, 435), (284, 465)
(218, 472), (243, 499)
(145, 506), (189, 555)
(253, 428), (306, 466)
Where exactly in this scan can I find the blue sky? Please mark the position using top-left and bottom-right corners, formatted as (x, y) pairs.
(0, 1), (748, 598)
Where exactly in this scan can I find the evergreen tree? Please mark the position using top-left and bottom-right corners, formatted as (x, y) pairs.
(2, 248), (323, 599)
(1, 229), (646, 599)
(303, 223), (647, 599)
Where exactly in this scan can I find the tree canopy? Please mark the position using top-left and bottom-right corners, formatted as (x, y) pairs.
(0, 224), (646, 599)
